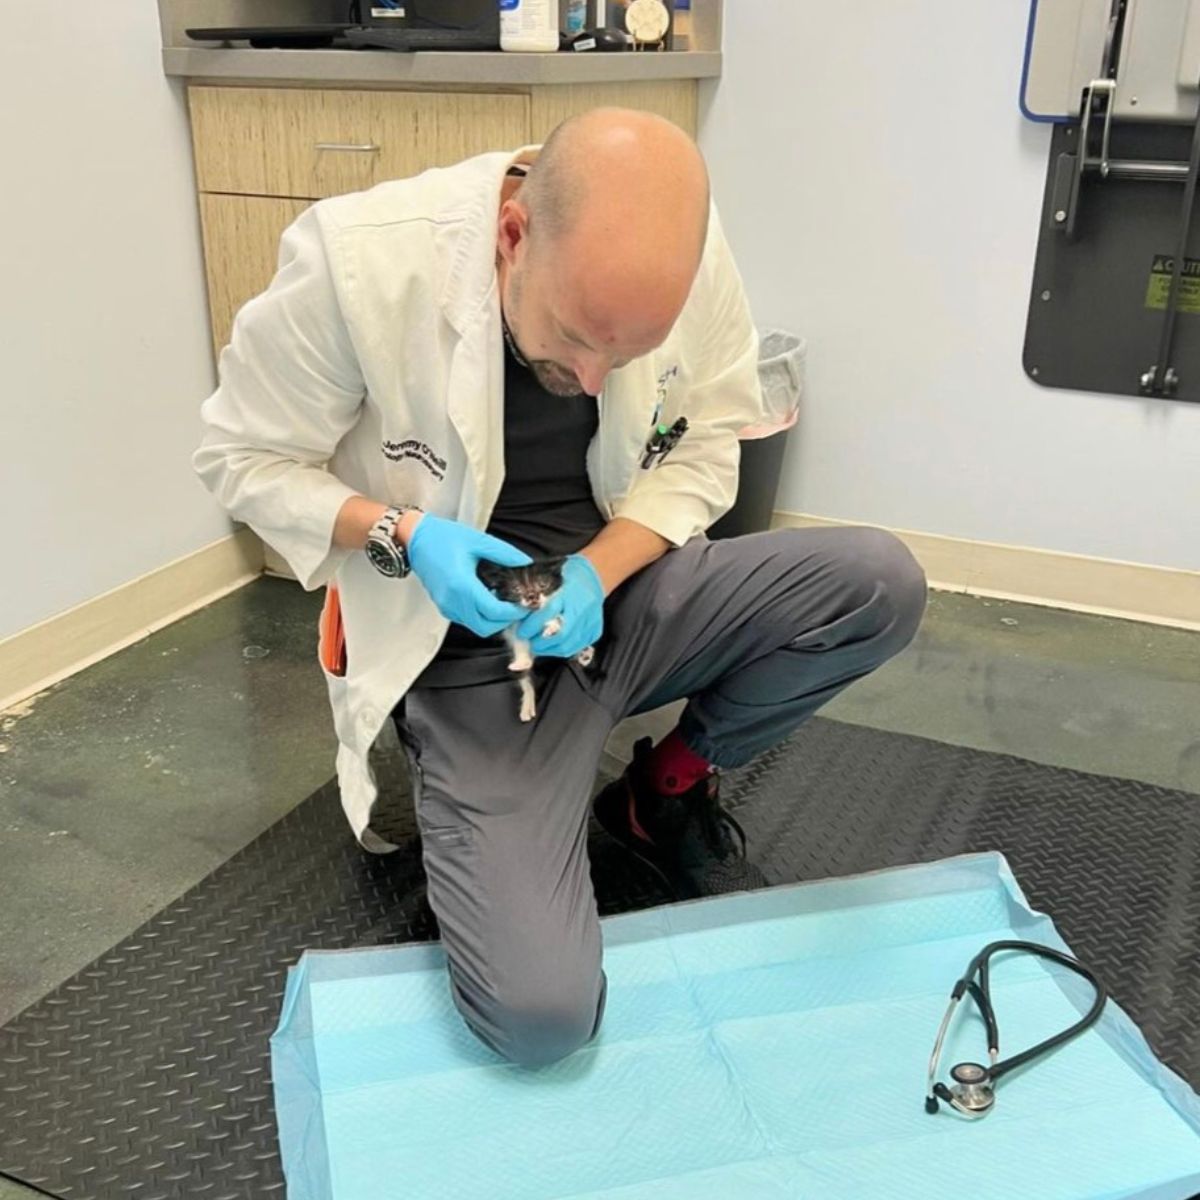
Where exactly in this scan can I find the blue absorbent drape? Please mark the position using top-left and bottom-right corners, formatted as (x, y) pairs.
(271, 852), (1200, 1199)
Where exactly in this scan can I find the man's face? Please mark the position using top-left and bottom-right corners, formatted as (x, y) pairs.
(498, 212), (676, 399)
(504, 258), (597, 397)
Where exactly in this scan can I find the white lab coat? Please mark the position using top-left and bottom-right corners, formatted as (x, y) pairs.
(194, 146), (764, 847)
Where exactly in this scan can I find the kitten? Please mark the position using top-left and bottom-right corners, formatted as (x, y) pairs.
(476, 558), (596, 722)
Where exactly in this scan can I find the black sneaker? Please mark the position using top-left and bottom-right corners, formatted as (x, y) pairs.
(593, 737), (768, 900)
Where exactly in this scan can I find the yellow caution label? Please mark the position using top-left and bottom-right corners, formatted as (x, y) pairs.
(1145, 253), (1200, 312)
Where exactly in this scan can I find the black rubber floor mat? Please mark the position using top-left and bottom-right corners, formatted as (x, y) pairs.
(2, 718), (1198, 1198)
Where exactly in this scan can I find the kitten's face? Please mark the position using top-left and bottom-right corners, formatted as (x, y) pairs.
(477, 558), (566, 610)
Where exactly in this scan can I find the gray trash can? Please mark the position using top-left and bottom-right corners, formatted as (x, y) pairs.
(708, 329), (805, 540)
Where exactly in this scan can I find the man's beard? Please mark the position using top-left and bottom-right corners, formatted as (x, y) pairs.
(529, 360), (586, 397)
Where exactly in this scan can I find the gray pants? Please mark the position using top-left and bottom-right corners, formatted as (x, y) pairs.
(394, 527), (926, 1067)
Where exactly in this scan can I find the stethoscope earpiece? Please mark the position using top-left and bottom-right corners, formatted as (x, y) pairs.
(924, 941), (1107, 1121)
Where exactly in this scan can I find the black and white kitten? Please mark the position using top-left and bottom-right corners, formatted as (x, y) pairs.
(476, 558), (596, 722)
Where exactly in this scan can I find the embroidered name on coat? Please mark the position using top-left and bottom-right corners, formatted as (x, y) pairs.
(382, 439), (447, 481)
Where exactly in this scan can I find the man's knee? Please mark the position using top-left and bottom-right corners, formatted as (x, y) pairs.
(801, 526), (927, 650)
(858, 527), (926, 648)
(457, 964), (606, 1070)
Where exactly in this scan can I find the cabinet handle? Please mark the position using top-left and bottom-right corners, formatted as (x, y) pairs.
(314, 142), (381, 153)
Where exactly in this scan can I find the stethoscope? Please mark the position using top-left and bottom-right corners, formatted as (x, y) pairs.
(925, 940), (1108, 1119)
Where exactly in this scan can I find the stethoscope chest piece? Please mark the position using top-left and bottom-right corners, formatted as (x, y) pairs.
(947, 1062), (995, 1116)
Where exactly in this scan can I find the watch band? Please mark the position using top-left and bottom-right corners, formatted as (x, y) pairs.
(365, 503), (422, 579)
(384, 503), (423, 540)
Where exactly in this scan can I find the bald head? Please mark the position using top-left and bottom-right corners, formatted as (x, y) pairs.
(524, 108), (709, 248)
(497, 108), (711, 397)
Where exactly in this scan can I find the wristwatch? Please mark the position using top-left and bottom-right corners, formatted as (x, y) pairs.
(365, 504), (421, 578)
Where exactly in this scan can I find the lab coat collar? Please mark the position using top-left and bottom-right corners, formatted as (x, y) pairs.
(438, 144), (540, 336)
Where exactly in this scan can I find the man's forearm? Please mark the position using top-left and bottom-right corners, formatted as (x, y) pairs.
(580, 517), (671, 596)
(333, 495), (422, 550)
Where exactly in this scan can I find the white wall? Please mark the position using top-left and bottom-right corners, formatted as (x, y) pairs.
(700, 1), (1200, 572)
(0, 7), (231, 641)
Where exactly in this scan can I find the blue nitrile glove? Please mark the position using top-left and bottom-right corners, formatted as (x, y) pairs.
(407, 514), (532, 637)
(517, 553), (605, 658)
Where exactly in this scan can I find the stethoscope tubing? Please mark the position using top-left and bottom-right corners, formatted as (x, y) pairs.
(926, 938), (1108, 1113)
(959, 940), (1108, 1081)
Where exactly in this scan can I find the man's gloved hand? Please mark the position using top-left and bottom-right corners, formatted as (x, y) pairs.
(407, 514), (532, 637)
(517, 553), (605, 658)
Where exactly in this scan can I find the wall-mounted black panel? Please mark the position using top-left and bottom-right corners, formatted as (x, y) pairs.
(1024, 121), (1200, 404)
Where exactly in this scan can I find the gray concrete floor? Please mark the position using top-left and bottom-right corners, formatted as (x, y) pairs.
(2, 581), (1199, 1196)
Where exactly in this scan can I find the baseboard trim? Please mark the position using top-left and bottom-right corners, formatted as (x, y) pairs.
(3, 514), (1192, 715)
(771, 511), (1200, 631)
(0, 529), (264, 713)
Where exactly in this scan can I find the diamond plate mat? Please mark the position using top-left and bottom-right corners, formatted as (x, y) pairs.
(2, 718), (1199, 1198)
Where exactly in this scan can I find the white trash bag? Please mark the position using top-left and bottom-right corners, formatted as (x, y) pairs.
(742, 329), (805, 440)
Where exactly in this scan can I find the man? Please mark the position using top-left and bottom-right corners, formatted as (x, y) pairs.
(195, 109), (926, 1069)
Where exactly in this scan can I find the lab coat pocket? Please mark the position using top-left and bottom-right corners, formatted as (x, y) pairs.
(318, 586), (347, 677)
(321, 670), (353, 744)
(317, 586), (359, 747)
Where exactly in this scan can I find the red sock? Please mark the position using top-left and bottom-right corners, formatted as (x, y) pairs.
(646, 729), (713, 796)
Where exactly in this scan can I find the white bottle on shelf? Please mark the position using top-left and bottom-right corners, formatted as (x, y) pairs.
(500, 0), (560, 52)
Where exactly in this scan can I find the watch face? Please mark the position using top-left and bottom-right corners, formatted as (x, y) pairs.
(366, 537), (401, 577)
(627, 0), (669, 42)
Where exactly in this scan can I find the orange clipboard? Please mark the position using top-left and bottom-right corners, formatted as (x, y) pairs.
(318, 585), (347, 677)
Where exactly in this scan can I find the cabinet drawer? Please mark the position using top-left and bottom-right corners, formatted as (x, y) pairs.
(198, 193), (312, 358)
(189, 86), (530, 199)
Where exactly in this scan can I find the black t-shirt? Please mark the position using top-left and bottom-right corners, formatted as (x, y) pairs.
(413, 336), (606, 686)
(483, 338), (605, 561)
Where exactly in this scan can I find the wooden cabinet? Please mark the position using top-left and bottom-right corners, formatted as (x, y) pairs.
(528, 80), (697, 142)
(188, 80), (697, 358)
(197, 194), (311, 362)
(190, 86), (531, 200)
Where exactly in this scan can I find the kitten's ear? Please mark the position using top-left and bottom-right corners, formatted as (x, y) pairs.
(541, 556), (567, 582)
(477, 561), (507, 590)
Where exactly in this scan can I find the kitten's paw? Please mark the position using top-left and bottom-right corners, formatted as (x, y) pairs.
(575, 645), (595, 668)
(542, 616), (563, 638)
